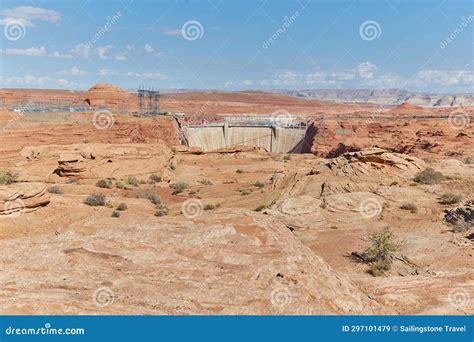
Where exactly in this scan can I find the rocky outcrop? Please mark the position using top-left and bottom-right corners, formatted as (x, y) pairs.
(444, 200), (474, 232)
(0, 209), (377, 315)
(325, 148), (425, 176)
(56, 153), (88, 178)
(0, 183), (50, 215)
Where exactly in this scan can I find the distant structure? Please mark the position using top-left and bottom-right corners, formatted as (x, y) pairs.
(137, 86), (160, 115)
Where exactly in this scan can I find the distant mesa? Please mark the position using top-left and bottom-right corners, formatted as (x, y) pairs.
(388, 102), (432, 115)
(83, 83), (132, 109)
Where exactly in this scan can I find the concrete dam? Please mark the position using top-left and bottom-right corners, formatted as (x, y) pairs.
(182, 115), (311, 153)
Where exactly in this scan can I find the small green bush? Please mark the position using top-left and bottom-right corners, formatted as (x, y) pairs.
(252, 181), (265, 189)
(0, 171), (17, 185)
(96, 179), (112, 189)
(115, 180), (130, 189)
(170, 182), (188, 195)
(413, 167), (444, 185)
(155, 203), (169, 217)
(136, 191), (161, 205)
(198, 179), (213, 185)
(48, 185), (64, 194)
(463, 157), (474, 165)
(117, 203), (128, 211)
(127, 176), (140, 187)
(439, 193), (462, 205)
(149, 174), (162, 183)
(283, 155), (291, 161)
(364, 229), (400, 277)
(204, 204), (216, 210)
(84, 194), (106, 206)
(239, 189), (252, 196)
(111, 211), (121, 218)
(66, 178), (79, 184)
(400, 203), (418, 213)
(369, 259), (391, 277)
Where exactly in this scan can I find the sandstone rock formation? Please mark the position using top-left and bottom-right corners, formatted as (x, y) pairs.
(0, 183), (50, 215)
(0, 208), (377, 315)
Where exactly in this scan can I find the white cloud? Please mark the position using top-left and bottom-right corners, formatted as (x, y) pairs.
(1, 46), (46, 56)
(96, 45), (114, 60)
(411, 69), (474, 87)
(162, 28), (182, 36)
(357, 61), (377, 80)
(143, 43), (165, 59)
(242, 80), (253, 86)
(115, 54), (127, 61)
(0, 6), (61, 27)
(144, 43), (155, 53)
(126, 72), (168, 80)
(99, 69), (168, 80)
(50, 51), (72, 58)
(59, 66), (86, 76)
(70, 43), (93, 58)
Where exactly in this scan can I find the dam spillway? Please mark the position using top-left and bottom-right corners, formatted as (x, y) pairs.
(182, 115), (310, 153)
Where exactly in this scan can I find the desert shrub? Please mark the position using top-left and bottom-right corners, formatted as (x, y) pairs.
(236, 169), (243, 174)
(136, 191), (161, 205)
(111, 211), (121, 218)
(170, 182), (188, 195)
(239, 189), (252, 196)
(223, 179), (236, 184)
(127, 176), (140, 187)
(198, 179), (213, 185)
(439, 193), (462, 205)
(400, 203), (418, 213)
(364, 229), (400, 276)
(463, 157), (474, 165)
(413, 167), (444, 185)
(453, 221), (471, 233)
(252, 181), (265, 189)
(84, 194), (106, 206)
(155, 203), (169, 217)
(149, 174), (162, 183)
(117, 203), (128, 211)
(255, 205), (266, 212)
(369, 259), (392, 277)
(66, 178), (79, 184)
(283, 155), (291, 161)
(0, 170), (17, 185)
(204, 204), (216, 210)
(48, 185), (64, 194)
(115, 180), (130, 189)
(168, 164), (176, 171)
(96, 179), (112, 189)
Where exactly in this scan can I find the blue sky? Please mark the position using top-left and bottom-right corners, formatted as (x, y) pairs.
(0, 0), (472, 93)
